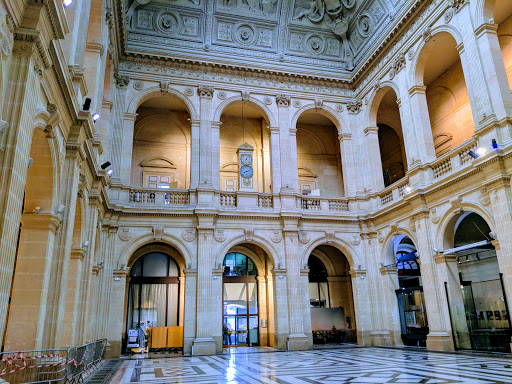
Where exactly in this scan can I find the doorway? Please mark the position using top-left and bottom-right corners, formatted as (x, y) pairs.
(222, 252), (259, 347)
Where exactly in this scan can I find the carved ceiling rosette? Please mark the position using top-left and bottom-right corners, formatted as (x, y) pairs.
(156, 10), (181, 35)
(233, 24), (257, 46)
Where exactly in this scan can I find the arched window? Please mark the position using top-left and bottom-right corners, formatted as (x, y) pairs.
(308, 256), (330, 308)
(127, 252), (179, 330)
(223, 252), (257, 276)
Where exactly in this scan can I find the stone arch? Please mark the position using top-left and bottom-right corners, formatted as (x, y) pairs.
(381, 229), (419, 266)
(214, 234), (281, 269)
(134, 113), (191, 145)
(291, 104), (345, 133)
(310, 248), (336, 276)
(477, 0), (495, 26)
(117, 232), (193, 271)
(366, 81), (401, 128)
(410, 27), (465, 86)
(223, 244), (267, 276)
(296, 127), (327, 155)
(435, 203), (496, 250)
(214, 96), (277, 127)
(126, 87), (198, 120)
(301, 236), (360, 270)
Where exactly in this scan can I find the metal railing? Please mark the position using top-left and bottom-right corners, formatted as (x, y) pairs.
(0, 339), (107, 384)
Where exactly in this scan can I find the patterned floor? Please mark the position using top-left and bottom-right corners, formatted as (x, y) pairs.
(113, 347), (512, 383)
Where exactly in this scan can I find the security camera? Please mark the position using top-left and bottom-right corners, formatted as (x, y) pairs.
(0, 120), (8, 135)
(83, 240), (90, 248)
(57, 204), (66, 214)
(28, 157), (34, 168)
(489, 232), (497, 240)
(433, 248), (440, 253)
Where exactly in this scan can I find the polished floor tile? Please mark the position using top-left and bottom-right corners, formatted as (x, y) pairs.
(112, 347), (512, 384)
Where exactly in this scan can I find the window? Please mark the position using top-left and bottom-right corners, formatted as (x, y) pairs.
(308, 256), (330, 308)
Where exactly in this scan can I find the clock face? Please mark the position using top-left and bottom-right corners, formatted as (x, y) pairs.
(240, 165), (253, 179)
(240, 154), (252, 165)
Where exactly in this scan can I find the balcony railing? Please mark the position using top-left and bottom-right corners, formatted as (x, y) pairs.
(258, 194), (273, 209)
(129, 188), (190, 206)
(301, 197), (349, 212)
(379, 178), (410, 206)
(431, 139), (477, 180)
(220, 192), (237, 208)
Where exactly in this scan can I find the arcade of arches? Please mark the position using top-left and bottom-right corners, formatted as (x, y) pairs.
(3, 0), (512, 360)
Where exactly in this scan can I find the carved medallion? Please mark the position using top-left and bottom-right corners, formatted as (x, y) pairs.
(292, 100), (301, 108)
(377, 232), (384, 244)
(358, 14), (373, 37)
(305, 34), (326, 55)
(444, 8), (454, 23)
(118, 228), (132, 242)
(325, 231), (335, 243)
(479, 188), (490, 206)
(270, 230), (282, 243)
(214, 228), (226, 242)
(156, 11), (181, 35)
(133, 81), (144, 91)
(245, 227), (254, 241)
(335, 104), (343, 113)
(350, 234), (361, 246)
(182, 228), (196, 242)
(430, 208), (440, 224)
(234, 24), (256, 45)
(184, 87), (194, 96)
(263, 96), (272, 105)
(298, 231), (310, 244)
(217, 91), (227, 100)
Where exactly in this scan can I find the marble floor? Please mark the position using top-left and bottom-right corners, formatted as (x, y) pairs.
(111, 347), (512, 384)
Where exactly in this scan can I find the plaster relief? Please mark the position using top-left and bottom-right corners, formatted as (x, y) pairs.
(298, 231), (310, 244)
(118, 228), (132, 242)
(182, 228), (196, 242)
(271, 230), (283, 243)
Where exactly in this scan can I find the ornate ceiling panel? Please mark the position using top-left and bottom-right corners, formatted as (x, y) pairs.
(118, 0), (416, 80)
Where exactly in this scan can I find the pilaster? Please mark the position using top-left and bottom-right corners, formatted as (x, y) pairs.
(198, 85), (214, 188)
(363, 126), (384, 192)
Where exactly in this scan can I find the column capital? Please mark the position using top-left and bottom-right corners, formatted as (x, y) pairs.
(21, 213), (61, 233)
(212, 267), (224, 276)
(269, 126), (280, 133)
(364, 126), (379, 136)
(70, 248), (87, 260)
(434, 253), (458, 264)
(474, 23), (498, 38)
(276, 94), (291, 107)
(197, 85), (214, 98)
(379, 266), (398, 276)
(123, 112), (137, 121)
(491, 239), (500, 250)
(271, 268), (287, 278)
(408, 85), (427, 96)
(113, 269), (129, 278)
(114, 71), (129, 89)
(346, 101), (362, 114)
(338, 132), (352, 142)
(183, 268), (198, 276)
(300, 268), (310, 276)
(211, 121), (222, 129)
(349, 269), (367, 278)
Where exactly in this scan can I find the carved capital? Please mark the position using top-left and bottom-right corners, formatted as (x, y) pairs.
(197, 85), (214, 98)
(364, 126), (379, 136)
(346, 101), (362, 114)
(276, 94), (291, 107)
(114, 71), (129, 88)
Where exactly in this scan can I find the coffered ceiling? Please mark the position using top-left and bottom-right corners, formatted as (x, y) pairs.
(116, 0), (421, 81)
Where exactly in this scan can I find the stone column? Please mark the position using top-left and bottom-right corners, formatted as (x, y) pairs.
(110, 74), (129, 183)
(269, 127), (282, 193)
(212, 267), (224, 352)
(257, 276), (269, 346)
(300, 268), (313, 347)
(190, 119), (200, 189)
(78, 197), (100, 344)
(283, 229), (309, 350)
(192, 227), (216, 355)
(434, 253), (471, 349)
(0, 32), (41, 347)
(350, 269), (371, 345)
(414, 215), (454, 351)
(197, 86), (214, 186)
(108, 269), (128, 357)
(183, 268), (197, 355)
(364, 127), (384, 191)
(338, 133), (356, 197)
(407, 86), (436, 163)
(271, 267), (290, 350)
(3, 214), (60, 351)
(44, 147), (82, 348)
(211, 121), (221, 190)
(119, 113), (137, 185)
(378, 266), (402, 346)
(473, 23), (512, 121)
(276, 95), (298, 191)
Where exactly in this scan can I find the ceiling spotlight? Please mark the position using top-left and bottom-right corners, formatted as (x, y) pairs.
(476, 147), (486, 156)
(100, 161), (111, 170)
(63, 0), (72, 6)
(405, 186), (412, 193)
(107, 169), (113, 176)
(92, 113), (100, 122)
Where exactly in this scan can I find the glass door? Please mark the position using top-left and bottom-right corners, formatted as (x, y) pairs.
(223, 281), (259, 346)
(396, 287), (429, 347)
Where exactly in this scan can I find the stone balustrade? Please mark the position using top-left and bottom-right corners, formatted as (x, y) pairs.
(379, 178), (410, 206)
(430, 139), (478, 180)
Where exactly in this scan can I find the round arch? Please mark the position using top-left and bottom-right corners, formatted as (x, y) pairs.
(134, 113), (191, 145)
(435, 203), (496, 250)
(301, 236), (359, 270)
(213, 96), (277, 127)
(367, 83), (401, 128)
(117, 233), (193, 271)
(476, 0), (494, 26)
(291, 104), (345, 134)
(223, 245), (266, 276)
(310, 248), (337, 276)
(380, 227), (419, 265)
(126, 87), (198, 120)
(383, 232), (419, 266)
(214, 234), (281, 269)
(127, 242), (185, 271)
(410, 27), (465, 86)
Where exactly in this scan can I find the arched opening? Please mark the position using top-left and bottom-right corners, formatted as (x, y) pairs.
(386, 235), (428, 347)
(219, 101), (271, 193)
(221, 244), (274, 348)
(373, 87), (407, 187)
(296, 113), (343, 196)
(416, 32), (475, 156)
(4, 128), (55, 351)
(443, 212), (511, 352)
(125, 243), (185, 353)
(496, 0), (512, 92)
(131, 96), (191, 189)
(307, 245), (355, 344)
